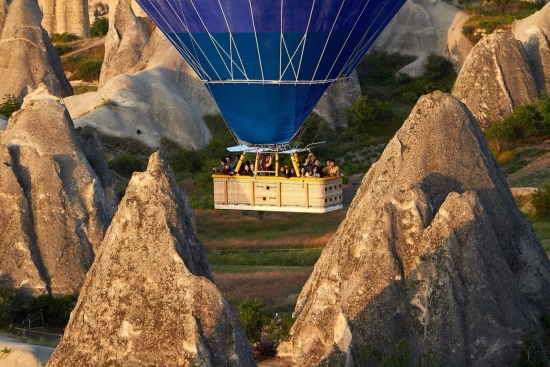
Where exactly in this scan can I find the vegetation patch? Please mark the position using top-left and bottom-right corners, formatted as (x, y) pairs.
(196, 208), (344, 250)
(73, 86), (98, 95)
(90, 18), (109, 37)
(61, 44), (105, 82)
(0, 95), (21, 119)
(461, 1), (545, 44)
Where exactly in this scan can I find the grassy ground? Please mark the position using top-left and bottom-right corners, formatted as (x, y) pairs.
(196, 209), (345, 250)
(195, 208), (345, 313)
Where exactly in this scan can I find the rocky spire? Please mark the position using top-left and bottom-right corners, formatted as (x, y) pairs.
(38, 0), (91, 38)
(513, 2), (550, 93)
(0, 84), (116, 295)
(0, 0), (72, 100)
(452, 31), (539, 129)
(47, 152), (256, 367)
(289, 91), (550, 366)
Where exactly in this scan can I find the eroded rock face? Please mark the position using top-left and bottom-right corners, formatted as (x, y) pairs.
(98, 0), (150, 87)
(513, 2), (550, 93)
(290, 91), (550, 366)
(65, 0), (215, 148)
(372, 0), (472, 75)
(0, 0), (72, 100)
(47, 152), (256, 367)
(0, 85), (116, 295)
(38, 0), (91, 38)
(452, 31), (539, 129)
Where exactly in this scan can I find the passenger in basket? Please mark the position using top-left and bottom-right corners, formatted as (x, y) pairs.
(326, 159), (340, 177)
(226, 155), (236, 171)
(289, 167), (297, 177)
(279, 166), (286, 176)
(222, 163), (231, 175)
(263, 154), (273, 171)
(313, 159), (325, 178)
(219, 158), (227, 173)
(312, 165), (322, 178)
(243, 161), (254, 176)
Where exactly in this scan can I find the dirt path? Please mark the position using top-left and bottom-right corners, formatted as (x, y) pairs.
(61, 36), (105, 59)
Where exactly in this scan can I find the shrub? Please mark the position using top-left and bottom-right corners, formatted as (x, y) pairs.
(0, 94), (21, 119)
(109, 155), (146, 178)
(78, 60), (103, 81)
(0, 285), (16, 324)
(238, 297), (269, 343)
(486, 104), (541, 150)
(52, 32), (78, 43)
(31, 293), (78, 327)
(54, 44), (73, 56)
(532, 184), (550, 220)
(91, 18), (109, 37)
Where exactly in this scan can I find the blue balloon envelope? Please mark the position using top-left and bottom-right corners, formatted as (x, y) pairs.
(134, 0), (406, 145)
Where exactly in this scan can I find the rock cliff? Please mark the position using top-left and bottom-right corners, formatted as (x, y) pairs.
(0, 85), (116, 295)
(65, 0), (216, 148)
(0, 0), (72, 100)
(513, 2), (550, 93)
(290, 91), (550, 366)
(452, 31), (539, 129)
(372, 0), (472, 75)
(38, 0), (91, 38)
(47, 152), (256, 367)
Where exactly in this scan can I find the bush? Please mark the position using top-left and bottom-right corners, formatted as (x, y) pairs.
(239, 297), (269, 343)
(52, 33), (78, 43)
(0, 94), (21, 119)
(532, 184), (550, 220)
(32, 293), (78, 327)
(486, 104), (542, 150)
(0, 286), (16, 324)
(109, 155), (146, 178)
(54, 44), (73, 56)
(77, 60), (103, 81)
(91, 18), (109, 37)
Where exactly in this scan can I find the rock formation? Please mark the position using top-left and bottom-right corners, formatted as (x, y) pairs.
(0, 84), (116, 295)
(88, 1), (108, 23)
(372, 0), (472, 75)
(290, 91), (550, 366)
(452, 31), (539, 129)
(98, 0), (151, 87)
(513, 2), (550, 93)
(0, 0), (72, 100)
(65, 0), (216, 148)
(38, 0), (91, 38)
(47, 152), (256, 367)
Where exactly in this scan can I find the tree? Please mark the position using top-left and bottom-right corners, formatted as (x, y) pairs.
(347, 95), (394, 135)
(238, 297), (269, 343)
(172, 149), (206, 185)
(488, 0), (514, 15)
(90, 18), (109, 37)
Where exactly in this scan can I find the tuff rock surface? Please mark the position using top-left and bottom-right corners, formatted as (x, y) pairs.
(0, 0), (72, 100)
(0, 84), (116, 295)
(47, 152), (256, 367)
(37, 0), (91, 38)
(513, 2), (550, 93)
(372, 0), (472, 75)
(290, 91), (550, 366)
(452, 31), (539, 129)
(65, 0), (216, 148)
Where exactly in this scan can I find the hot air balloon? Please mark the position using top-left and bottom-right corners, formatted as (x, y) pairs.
(134, 0), (406, 213)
